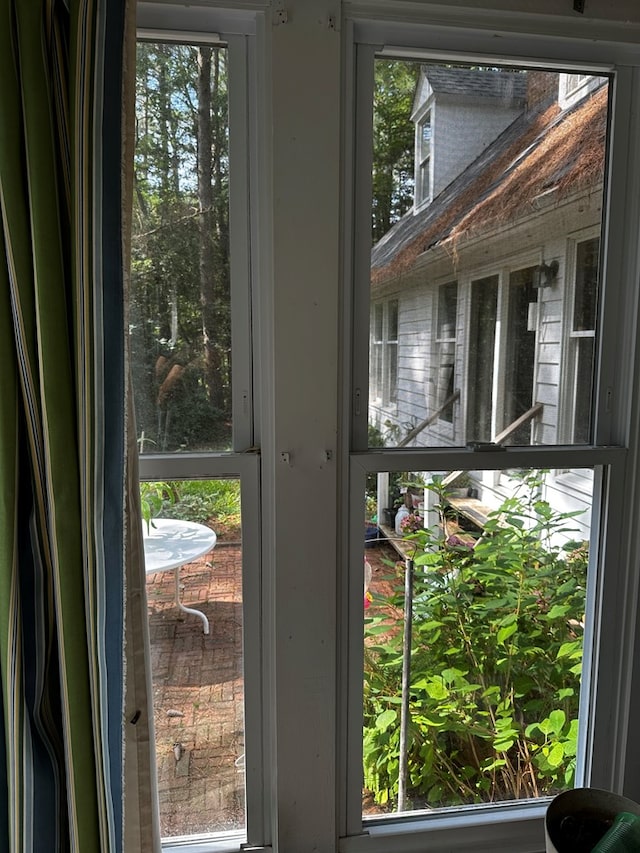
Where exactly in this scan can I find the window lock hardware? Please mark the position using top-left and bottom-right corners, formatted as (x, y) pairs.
(466, 441), (506, 452)
(273, 4), (288, 25)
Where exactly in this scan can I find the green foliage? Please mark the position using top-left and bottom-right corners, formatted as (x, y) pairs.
(140, 479), (241, 528)
(363, 471), (588, 809)
(161, 479), (240, 525)
(131, 43), (232, 452)
(372, 60), (419, 243)
(139, 481), (176, 531)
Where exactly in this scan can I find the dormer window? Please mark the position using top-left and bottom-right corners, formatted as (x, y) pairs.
(559, 72), (607, 109)
(417, 111), (432, 205)
(411, 65), (526, 212)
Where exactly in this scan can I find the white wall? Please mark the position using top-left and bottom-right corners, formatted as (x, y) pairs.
(433, 100), (523, 198)
(268, 3), (340, 849)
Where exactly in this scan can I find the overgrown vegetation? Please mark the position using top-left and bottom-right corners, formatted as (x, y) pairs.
(139, 479), (240, 532)
(363, 471), (587, 809)
(372, 60), (419, 243)
(131, 44), (231, 452)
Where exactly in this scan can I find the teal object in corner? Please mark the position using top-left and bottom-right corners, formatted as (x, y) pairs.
(592, 812), (640, 852)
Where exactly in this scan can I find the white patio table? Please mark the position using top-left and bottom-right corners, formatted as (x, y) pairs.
(142, 518), (217, 634)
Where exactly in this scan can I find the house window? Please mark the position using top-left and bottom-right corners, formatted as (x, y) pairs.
(435, 282), (457, 423)
(131, 17), (265, 849)
(563, 72), (590, 95)
(467, 275), (498, 442)
(121, 6), (640, 853)
(417, 110), (432, 204)
(559, 73), (608, 109)
(370, 299), (398, 407)
(503, 266), (537, 445)
(353, 32), (638, 851)
(569, 237), (600, 444)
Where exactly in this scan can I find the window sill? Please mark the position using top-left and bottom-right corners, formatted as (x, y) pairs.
(340, 801), (548, 853)
(161, 830), (267, 853)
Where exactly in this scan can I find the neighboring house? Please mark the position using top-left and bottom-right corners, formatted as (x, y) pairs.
(370, 67), (609, 535)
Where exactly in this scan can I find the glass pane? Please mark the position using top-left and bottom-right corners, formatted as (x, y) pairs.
(388, 299), (399, 342)
(437, 282), (457, 340)
(364, 467), (591, 816)
(467, 276), (498, 442)
(368, 60), (609, 448)
(420, 113), (432, 147)
(574, 238), (599, 333)
(573, 338), (595, 444)
(143, 478), (245, 837)
(131, 43), (232, 453)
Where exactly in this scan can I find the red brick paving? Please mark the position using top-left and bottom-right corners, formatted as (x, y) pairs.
(147, 534), (399, 839)
(148, 539), (245, 838)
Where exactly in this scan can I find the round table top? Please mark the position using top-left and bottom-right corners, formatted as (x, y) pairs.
(142, 518), (217, 574)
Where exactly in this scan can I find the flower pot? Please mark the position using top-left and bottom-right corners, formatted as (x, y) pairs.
(382, 508), (395, 527)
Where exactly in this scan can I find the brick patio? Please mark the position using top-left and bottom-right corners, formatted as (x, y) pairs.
(147, 538), (245, 838)
(147, 532), (398, 839)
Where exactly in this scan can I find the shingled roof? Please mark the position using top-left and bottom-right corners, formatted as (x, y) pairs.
(420, 66), (527, 105)
(372, 81), (607, 284)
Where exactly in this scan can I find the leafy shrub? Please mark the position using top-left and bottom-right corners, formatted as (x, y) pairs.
(160, 479), (240, 525)
(363, 471), (587, 809)
(139, 479), (240, 526)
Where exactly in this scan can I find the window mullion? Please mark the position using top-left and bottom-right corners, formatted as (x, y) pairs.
(594, 65), (639, 446)
(228, 34), (254, 453)
(352, 43), (377, 453)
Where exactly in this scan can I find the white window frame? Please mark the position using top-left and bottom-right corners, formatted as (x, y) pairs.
(559, 72), (609, 109)
(414, 104), (433, 208)
(496, 261), (540, 445)
(460, 253), (540, 447)
(561, 230), (601, 445)
(434, 280), (457, 426)
(369, 299), (398, 409)
(346, 16), (640, 853)
(135, 6), (271, 852)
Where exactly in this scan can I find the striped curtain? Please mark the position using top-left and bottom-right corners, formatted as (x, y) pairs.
(0, 0), (159, 850)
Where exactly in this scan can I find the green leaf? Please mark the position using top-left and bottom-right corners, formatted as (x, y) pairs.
(441, 667), (466, 683)
(415, 552), (444, 567)
(375, 709), (397, 732)
(557, 688), (574, 701)
(537, 718), (553, 735)
(493, 738), (515, 752)
(547, 742), (565, 768)
(427, 784), (444, 802)
(414, 714), (446, 728)
(546, 604), (570, 620)
(548, 709), (566, 735)
(557, 640), (582, 660)
(421, 620), (444, 631)
(365, 624), (395, 635)
(425, 680), (449, 700)
(497, 623), (518, 645)
(483, 757), (507, 771)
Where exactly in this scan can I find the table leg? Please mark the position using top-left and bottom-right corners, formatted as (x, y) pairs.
(173, 566), (210, 634)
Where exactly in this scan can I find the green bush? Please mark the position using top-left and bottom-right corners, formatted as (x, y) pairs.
(140, 479), (240, 526)
(363, 471), (587, 809)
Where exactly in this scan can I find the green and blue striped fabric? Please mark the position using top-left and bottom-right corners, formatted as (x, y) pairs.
(0, 0), (137, 849)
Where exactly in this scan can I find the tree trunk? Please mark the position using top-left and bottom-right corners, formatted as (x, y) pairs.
(197, 46), (224, 410)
